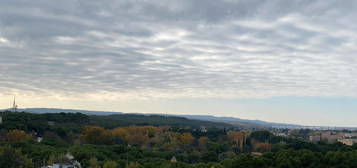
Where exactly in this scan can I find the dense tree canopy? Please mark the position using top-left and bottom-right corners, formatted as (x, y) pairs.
(1, 112), (357, 168)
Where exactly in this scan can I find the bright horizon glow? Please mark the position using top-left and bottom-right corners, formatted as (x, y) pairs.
(1, 96), (357, 127)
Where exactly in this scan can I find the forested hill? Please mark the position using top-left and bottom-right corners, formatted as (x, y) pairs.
(0, 111), (232, 133)
(89, 114), (232, 129)
(4, 108), (297, 128)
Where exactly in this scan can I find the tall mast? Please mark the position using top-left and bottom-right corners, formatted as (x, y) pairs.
(12, 96), (18, 112)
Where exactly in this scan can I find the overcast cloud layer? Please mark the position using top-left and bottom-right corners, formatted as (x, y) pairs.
(1, 0), (357, 100)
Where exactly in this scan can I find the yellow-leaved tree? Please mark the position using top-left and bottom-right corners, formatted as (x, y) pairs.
(6, 130), (32, 142)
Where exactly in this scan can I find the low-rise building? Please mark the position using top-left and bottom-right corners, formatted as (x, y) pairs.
(275, 132), (287, 137)
(200, 126), (207, 133)
(48, 121), (55, 126)
(338, 139), (357, 146)
(42, 154), (81, 168)
(170, 156), (177, 163)
(251, 152), (263, 156)
(52, 162), (75, 168)
(37, 136), (43, 142)
(309, 134), (321, 142)
(343, 133), (357, 139)
(321, 131), (344, 143)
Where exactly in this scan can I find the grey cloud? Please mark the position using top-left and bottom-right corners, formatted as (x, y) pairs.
(1, 0), (357, 99)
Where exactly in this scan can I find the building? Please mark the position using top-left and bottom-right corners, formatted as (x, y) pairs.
(309, 134), (321, 142)
(251, 152), (263, 156)
(170, 156), (177, 163)
(43, 160), (81, 168)
(42, 154), (81, 168)
(338, 139), (357, 146)
(48, 121), (56, 126)
(321, 132), (344, 143)
(273, 132), (287, 137)
(41, 163), (76, 168)
(52, 163), (75, 168)
(343, 133), (357, 139)
(37, 136), (43, 143)
(200, 126), (207, 133)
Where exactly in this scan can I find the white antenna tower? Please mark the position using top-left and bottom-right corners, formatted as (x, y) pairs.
(12, 96), (18, 112)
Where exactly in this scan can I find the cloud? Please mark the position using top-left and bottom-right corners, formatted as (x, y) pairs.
(1, 0), (357, 100)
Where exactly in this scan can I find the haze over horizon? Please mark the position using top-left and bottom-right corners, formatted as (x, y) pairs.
(1, 0), (357, 127)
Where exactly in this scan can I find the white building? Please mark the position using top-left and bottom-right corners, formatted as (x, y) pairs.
(42, 154), (81, 168)
(52, 163), (75, 168)
(44, 161), (81, 168)
(37, 136), (43, 142)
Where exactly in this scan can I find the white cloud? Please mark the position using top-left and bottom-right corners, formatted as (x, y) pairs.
(0, 37), (9, 44)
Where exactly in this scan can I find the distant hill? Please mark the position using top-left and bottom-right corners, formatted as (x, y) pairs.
(0, 110), (232, 130)
(9, 108), (121, 115)
(176, 115), (300, 128)
(1, 108), (298, 128)
(89, 114), (232, 129)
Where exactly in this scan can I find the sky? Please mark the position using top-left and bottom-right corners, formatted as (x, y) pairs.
(1, 0), (357, 127)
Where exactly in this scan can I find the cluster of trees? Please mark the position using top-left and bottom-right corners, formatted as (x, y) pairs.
(0, 111), (230, 135)
(1, 112), (357, 168)
(82, 126), (195, 147)
(71, 131), (357, 168)
(2, 142), (357, 168)
(4, 130), (33, 142)
(0, 146), (34, 168)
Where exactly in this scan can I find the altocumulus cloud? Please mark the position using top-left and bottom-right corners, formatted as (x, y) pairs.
(1, 0), (357, 100)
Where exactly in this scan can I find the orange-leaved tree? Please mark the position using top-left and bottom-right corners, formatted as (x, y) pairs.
(6, 130), (32, 142)
(82, 126), (114, 145)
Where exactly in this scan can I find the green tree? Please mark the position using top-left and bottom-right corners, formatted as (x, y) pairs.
(89, 157), (100, 168)
(0, 146), (34, 168)
(103, 160), (118, 168)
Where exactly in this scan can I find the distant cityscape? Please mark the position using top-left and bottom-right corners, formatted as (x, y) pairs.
(272, 129), (357, 146)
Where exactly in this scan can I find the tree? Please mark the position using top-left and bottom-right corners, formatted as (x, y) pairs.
(6, 129), (32, 142)
(89, 157), (100, 168)
(253, 143), (272, 153)
(82, 126), (114, 145)
(47, 155), (55, 166)
(112, 128), (129, 144)
(126, 162), (140, 168)
(0, 146), (34, 168)
(103, 160), (118, 168)
(250, 131), (272, 143)
(198, 136), (209, 151)
(227, 131), (248, 151)
(179, 133), (195, 146)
